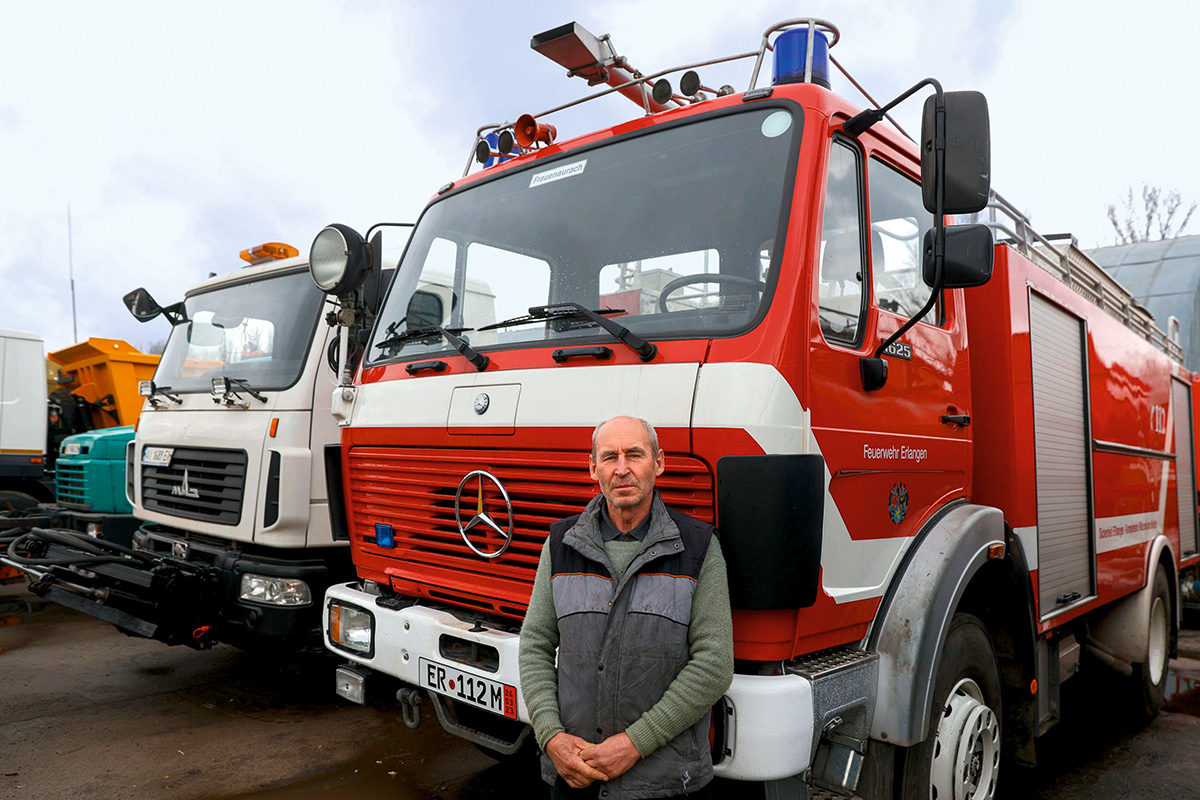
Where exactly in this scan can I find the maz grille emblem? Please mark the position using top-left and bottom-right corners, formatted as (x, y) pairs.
(171, 469), (201, 499)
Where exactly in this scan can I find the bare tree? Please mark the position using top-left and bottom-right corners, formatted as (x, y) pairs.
(145, 338), (168, 355)
(1107, 185), (1196, 244)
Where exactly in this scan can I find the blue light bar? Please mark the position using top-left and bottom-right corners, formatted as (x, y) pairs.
(772, 27), (830, 89)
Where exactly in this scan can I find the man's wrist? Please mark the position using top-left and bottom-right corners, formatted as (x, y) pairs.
(537, 724), (567, 752)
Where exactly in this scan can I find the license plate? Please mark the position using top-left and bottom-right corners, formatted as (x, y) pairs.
(142, 446), (174, 466)
(62, 442), (81, 456)
(418, 657), (518, 719)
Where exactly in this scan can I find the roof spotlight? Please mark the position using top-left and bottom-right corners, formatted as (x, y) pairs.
(309, 224), (371, 296)
(651, 78), (673, 106)
(680, 71), (702, 97)
(497, 130), (516, 155)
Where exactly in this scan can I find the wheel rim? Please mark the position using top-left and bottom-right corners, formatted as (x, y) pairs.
(929, 678), (1000, 800)
(1148, 594), (1168, 685)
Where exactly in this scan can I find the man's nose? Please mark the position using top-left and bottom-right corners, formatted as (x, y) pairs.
(613, 455), (630, 473)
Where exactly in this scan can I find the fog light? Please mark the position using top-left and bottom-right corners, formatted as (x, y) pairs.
(329, 601), (374, 655)
(239, 574), (313, 606)
(86, 522), (103, 537)
(336, 665), (368, 704)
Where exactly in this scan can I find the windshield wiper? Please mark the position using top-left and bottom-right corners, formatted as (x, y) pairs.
(144, 382), (182, 406)
(478, 303), (657, 362)
(214, 377), (267, 404)
(375, 325), (489, 372)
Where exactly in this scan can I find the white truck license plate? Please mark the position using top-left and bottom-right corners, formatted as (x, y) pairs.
(141, 446), (174, 466)
(418, 657), (518, 719)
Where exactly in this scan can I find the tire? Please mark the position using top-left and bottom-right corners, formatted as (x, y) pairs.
(1132, 566), (1171, 720)
(0, 491), (39, 512)
(902, 613), (1002, 800)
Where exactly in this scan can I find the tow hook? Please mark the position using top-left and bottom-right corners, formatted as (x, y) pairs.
(398, 687), (425, 729)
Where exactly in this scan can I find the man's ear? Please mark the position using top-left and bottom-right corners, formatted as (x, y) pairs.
(589, 455), (599, 483)
(653, 449), (666, 477)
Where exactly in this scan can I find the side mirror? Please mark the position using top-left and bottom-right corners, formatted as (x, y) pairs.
(123, 288), (163, 322)
(923, 224), (994, 289)
(921, 90), (990, 215)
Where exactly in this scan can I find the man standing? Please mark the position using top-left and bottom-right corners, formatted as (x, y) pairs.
(519, 416), (734, 799)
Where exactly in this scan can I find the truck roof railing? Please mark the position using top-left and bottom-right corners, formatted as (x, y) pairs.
(464, 18), (907, 177)
(967, 189), (1185, 364)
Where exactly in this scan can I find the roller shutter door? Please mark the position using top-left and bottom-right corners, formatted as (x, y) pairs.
(1174, 378), (1198, 558)
(1029, 293), (1093, 617)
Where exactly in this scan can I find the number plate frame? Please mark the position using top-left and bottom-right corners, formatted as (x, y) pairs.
(418, 657), (518, 720)
(141, 446), (174, 467)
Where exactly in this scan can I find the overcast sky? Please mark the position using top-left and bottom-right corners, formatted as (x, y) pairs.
(3, 0), (1197, 354)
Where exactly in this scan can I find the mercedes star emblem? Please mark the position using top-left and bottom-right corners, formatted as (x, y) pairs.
(473, 393), (490, 415)
(453, 470), (514, 559)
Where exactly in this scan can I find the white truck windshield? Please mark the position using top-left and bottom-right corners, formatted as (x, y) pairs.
(371, 105), (800, 364)
(154, 270), (326, 392)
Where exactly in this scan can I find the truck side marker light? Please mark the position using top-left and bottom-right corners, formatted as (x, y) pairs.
(988, 543), (1005, 559)
(1030, 679), (1038, 695)
(269, 418), (279, 438)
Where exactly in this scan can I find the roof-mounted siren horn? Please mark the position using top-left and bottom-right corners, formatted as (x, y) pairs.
(531, 21), (680, 113)
(771, 21), (836, 88)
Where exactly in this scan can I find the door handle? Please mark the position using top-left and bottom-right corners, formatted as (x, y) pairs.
(941, 414), (971, 427)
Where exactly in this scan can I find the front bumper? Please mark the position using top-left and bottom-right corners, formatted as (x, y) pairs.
(324, 581), (819, 780)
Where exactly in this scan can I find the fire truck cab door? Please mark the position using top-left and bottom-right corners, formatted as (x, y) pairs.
(808, 136), (972, 548)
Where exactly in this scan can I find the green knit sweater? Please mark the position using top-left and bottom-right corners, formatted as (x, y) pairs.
(518, 533), (734, 758)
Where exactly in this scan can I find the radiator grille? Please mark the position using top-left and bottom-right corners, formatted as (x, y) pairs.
(55, 462), (88, 508)
(141, 447), (248, 525)
(347, 447), (714, 618)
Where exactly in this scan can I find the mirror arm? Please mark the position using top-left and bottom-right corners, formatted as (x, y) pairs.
(870, 82), (945, 362)
(843, 77), (939, 137)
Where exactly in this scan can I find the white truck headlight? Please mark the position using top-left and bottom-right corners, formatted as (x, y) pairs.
(328, 601), (374, 656)
(239, 574), (313, 606)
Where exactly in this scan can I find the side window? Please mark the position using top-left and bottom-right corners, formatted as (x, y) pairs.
(818, 140), (866, 344)
(868, 158), (936, 321)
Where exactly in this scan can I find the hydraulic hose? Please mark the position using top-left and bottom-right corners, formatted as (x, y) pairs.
(5, 527), (158, 568)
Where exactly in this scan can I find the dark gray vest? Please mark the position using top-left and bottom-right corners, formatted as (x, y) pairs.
(542, 494), (715, 799)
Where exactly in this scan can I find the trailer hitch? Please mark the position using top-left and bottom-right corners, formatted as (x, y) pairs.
(398, 687), (425, 729)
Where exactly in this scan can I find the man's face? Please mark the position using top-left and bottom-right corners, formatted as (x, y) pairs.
(589, 418), (666, 511)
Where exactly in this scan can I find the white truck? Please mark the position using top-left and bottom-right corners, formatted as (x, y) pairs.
(0, 329), (50, 508)
(7, 244), (386, 649)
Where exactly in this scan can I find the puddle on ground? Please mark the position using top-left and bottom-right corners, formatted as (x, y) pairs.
(1163, 667), (1200, 716)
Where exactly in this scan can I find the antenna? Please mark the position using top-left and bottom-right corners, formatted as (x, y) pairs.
(68, 203), (78, 342)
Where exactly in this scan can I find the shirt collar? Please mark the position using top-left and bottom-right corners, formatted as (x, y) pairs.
(599, 502), (652, 542)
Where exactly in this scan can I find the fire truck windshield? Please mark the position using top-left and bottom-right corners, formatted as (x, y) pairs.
(153, 269), (326, 393)
(370, 105), (800, 365)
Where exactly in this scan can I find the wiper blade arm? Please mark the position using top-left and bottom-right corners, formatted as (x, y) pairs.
(145, 382), (182, 406)
(224, 377), (267, 403)
(376, 325), (489, 372)
(479, 303), (656, 362)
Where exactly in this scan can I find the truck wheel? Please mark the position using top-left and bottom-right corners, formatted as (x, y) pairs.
(903, 613), (1002, 800)
(1133, 566), (1171, 720)
(0, 491), (38, 512)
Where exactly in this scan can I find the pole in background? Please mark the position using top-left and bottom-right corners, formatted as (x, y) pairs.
(68, 203), (78, 342)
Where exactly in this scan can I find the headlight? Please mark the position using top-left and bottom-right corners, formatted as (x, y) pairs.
(239, 574), (313, 607)
(309, 224), (370, 296)
(328, 601), (374, 656)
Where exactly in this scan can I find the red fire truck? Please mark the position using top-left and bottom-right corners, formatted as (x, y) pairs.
(306, 19), (1199, 800)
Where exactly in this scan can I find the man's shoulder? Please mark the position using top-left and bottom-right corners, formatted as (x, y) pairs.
(548, 513), (583, 542)
(662, 504), (716, 540)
